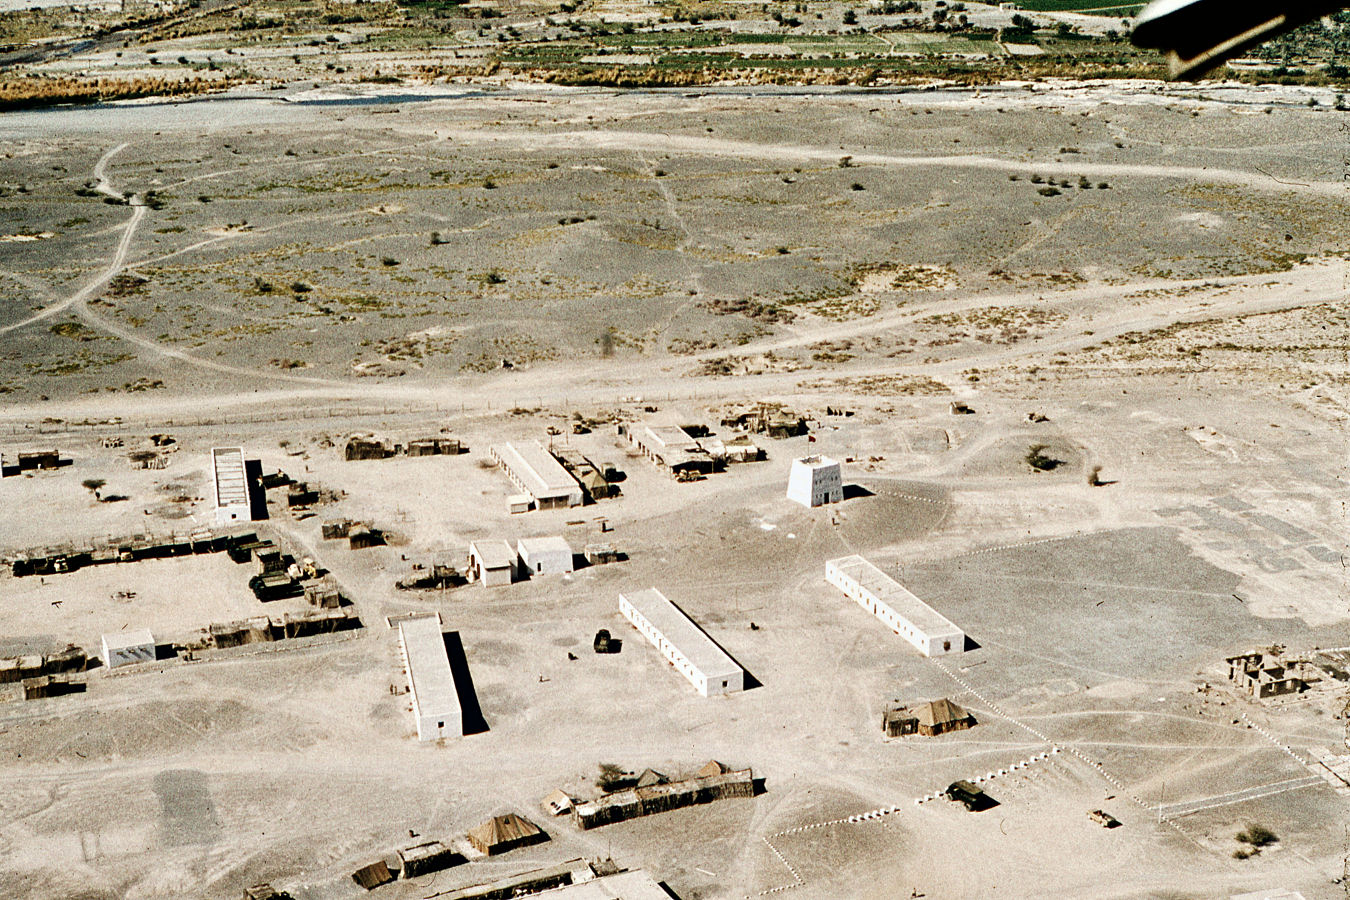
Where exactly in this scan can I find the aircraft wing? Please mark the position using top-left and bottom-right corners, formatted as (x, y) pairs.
(1131, 0), (1346, 79)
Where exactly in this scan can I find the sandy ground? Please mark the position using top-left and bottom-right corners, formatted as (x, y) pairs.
(0, 80), (1348, 900)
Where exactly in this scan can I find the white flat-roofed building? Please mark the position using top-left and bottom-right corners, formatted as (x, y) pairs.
(619, 588), (744, 697)
(787, 455), (842, 507)
(544, 869), (673, 900)
(397, 614), (461, 741)
(469, 540), (517, 587)
(630, 425), (699, 460)
(102, 629), (155, 669)
(489, 441), (583, 510)
(212, 447), (251, 526)
(517, 536), (574, 576)
(825, 555), (965, 657)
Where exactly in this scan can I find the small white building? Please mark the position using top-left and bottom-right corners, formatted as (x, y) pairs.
(825, 555), (965, 657)
(517, 536), (575, 576)
(620, 588), (744, 697)
(787, 455), (842, 508)
(397, 614), (462, 741)
(489, 441), (584, 510)
(212, 446), (252, 526)
(630, 424), (700, 460)
(102, 629), (155, 669)
(469, 540), (517, 587)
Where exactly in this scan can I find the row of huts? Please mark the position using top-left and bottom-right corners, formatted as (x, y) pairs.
(351, 812), (548, 890)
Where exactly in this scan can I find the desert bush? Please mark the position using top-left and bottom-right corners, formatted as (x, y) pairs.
(1237, 824), (1278, 847)
(1025, 444), (1062, 471)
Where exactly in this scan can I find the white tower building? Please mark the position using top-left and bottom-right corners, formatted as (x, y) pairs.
(786, 455), (842, 507)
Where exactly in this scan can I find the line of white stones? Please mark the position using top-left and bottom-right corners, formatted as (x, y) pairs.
(913, 750), (1058, 805)
(932, 659), (1156, 811)
(1240, 711), (1307, 765)
(753, 834), (806, 897)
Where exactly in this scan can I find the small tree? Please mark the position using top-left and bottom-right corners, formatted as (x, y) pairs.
(596, 763), (628, 791)
(82, 478), (106, 499)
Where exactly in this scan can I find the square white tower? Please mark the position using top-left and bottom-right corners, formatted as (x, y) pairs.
(787, 455), (842, 507)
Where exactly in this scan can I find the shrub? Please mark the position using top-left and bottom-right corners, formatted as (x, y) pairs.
(1025, 444), (1062, 471)
(1237, 824), (1278, 847)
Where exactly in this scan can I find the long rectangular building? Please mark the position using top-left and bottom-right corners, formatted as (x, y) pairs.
(489, 441), (583, 510)
(397, 615), (462, 741)
(619, 588), (743, 697)
(572, 766), (754, 830)
(825, 555), (965, 657)
(212, 447), (251, 526)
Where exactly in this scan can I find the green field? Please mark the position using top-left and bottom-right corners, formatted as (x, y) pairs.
(1014, 0), (1143, 14)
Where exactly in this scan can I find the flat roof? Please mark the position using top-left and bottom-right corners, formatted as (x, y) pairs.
(518, 535), (572, 557)
(639, 425), (698, 452)
(103, 628), (155, 651)
(621, 588), (743, 681)
(793, 455), (839, 469)
(470, 540), (516, 570)
(398, 616), (460, 726)
(545, 870), (672, 900)
(827, 555), (963, 639)
(212, 447), (248, 509)
(491, 441), (580, 500)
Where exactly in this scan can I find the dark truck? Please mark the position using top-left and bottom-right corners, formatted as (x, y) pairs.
(946, 780), (996, 812)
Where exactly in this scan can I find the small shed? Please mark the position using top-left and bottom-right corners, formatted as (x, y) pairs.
(351, 860), (395, 891)
(407, 437), (461, 457)
(635, 768), (668, 789)
(345, 436), (392, 461)
(101, 629), (155, 669)
(469, 540), (516, 587)
(696, 760), (730, 779)
(242, 884), (287, 900)
(304, 580), (342, 609)
(507, 494), (533, 515)
(321, 519), (353, 540)
(467, 812), (547, 856)
(254, 547), (285, 575)
(349, 527), (384, 550)
(882, 707), (919, 737)
(542, 789), (573, 816)
(517, 536), (574, 577)
(397, 840), (463, 877)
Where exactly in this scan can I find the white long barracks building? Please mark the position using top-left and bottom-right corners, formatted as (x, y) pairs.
(489, 441), (584, 510)
(620, 588), (744, 697)
(211, 446), (251, 526)
(825, 555), (965, 657)
(397, 614), (462, 741)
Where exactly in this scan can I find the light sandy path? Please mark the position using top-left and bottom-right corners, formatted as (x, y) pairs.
(0, 143), (143, 336)
(434, 127), (1347, 198)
